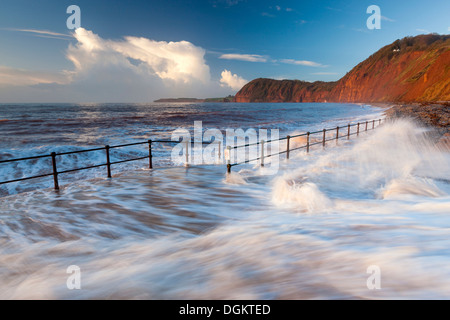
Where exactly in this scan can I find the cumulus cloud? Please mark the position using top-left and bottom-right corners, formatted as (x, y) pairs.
(219, 53), (267, 62)
(220, 69), (248, 91)
(67, 28), (211, 84)
(0, 28), (245, 101)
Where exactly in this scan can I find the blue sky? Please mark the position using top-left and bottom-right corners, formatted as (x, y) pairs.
(0, 0), (448, 102)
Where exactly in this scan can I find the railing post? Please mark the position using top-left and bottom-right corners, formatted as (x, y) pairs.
(227, 164), (231, 174)
(218, 141), (222, 164)
(347, 124), (350, 140)
(286, 135), (291, 160)
(379, 119), (381, 126)
(336, 126), (340, 144)
(260, 140), (265, 167)
(148, 140), (153, 169)
(365, 121), (368, 132)
(105, 145), (112, 178)
(226, 145), (231, 169)
(357, 123), (360, 136)
(372, 120), (375, 130)
(306, 132), (310, 153)
(51, 152), (59, 191)
(185, 140), (189, 167)
(322, 129), (326, 148)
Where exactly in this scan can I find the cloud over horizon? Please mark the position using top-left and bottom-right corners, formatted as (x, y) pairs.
(0, 66), (68, 86)
(220, 69), (248, 90)
(0, 28), (327, 102)
(0, 28), (239, 102)
(67, 28), (211, 84)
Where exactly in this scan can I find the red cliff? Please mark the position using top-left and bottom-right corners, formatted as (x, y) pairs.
(235, 34), (450, 103)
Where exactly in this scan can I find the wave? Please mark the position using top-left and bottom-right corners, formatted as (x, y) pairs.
(272, 177), (332, 213)
(271, 118), (450, 211)
(0, 118), (449, 299)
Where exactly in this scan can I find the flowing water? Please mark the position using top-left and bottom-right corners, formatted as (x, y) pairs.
(0, 103), (449, 299)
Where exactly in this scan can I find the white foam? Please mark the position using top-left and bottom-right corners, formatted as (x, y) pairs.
(272, 177), (332, 213)
(1, 115), (450, 299)
(224, 171), (247, 185)
(379, 177), (445, 199)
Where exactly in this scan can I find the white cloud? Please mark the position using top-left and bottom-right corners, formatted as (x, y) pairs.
(381, 16), (395, 22)
(416, 29), (430, 34)
(0, 28), (238, 102)
(0, 66), (68, 86)
(280, 59), (324, 67)
(447, 27), (450, 31)
(219, 53), (268, 62)
(0, 28), (336, 102)
(3, 28), (73, 40)
(67, 28), (211, 84)
(220, 69), (248, 91)
(285, 8), (293, 12)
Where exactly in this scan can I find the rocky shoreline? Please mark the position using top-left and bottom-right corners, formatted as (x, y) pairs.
(385, 102), (450, 149)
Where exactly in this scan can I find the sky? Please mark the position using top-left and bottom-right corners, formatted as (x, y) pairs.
(0, 0), (448, 103)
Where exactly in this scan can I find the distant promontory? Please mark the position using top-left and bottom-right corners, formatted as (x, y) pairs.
(154, 96), (235, 103)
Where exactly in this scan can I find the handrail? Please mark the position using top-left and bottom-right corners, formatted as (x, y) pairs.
(0, 154), (51, 164)
(226, 118), (384, 173)
(0, 118), (385, 191)
(0, 138), (212, 191)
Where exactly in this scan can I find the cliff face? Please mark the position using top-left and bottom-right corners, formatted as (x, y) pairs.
(234, 79), (335, 103)
(235, 34), (450, 103)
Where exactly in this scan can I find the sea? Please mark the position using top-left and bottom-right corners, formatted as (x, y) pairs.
(0, 102), (449, 299)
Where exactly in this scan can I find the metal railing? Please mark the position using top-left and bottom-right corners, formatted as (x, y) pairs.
(0, 139), (194, 191)
(225, 118), (384, 173)
(0, 118), (384, 192)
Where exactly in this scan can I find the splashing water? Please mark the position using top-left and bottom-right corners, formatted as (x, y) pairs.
(0, 110), (449, 299)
